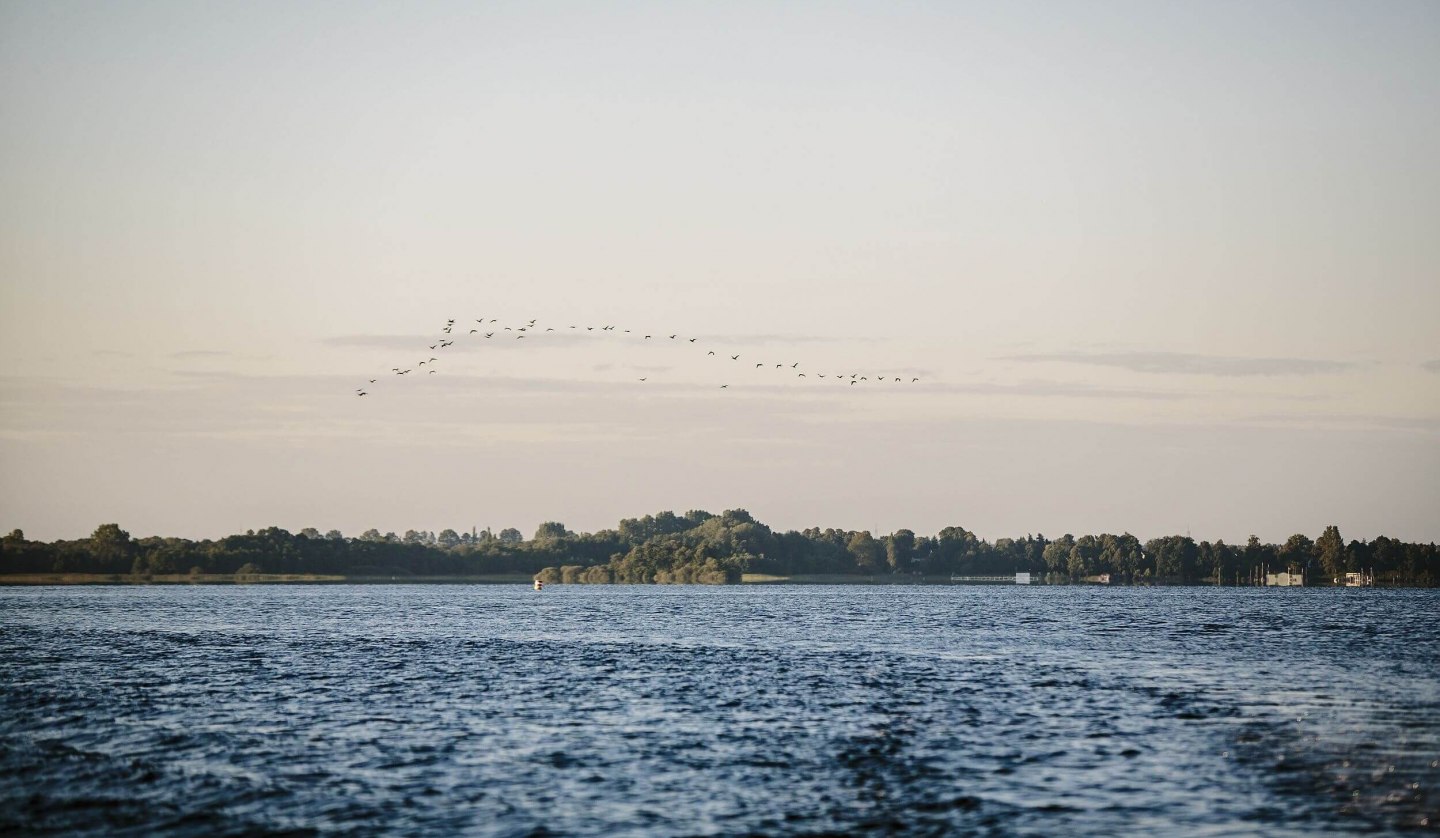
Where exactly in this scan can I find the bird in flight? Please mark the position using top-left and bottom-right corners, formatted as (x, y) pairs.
(359, 311), (927, 399)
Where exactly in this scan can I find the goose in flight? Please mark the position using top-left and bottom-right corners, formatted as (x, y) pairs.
(731, 355), (740, 360)
(708, 351), (715, 355)
(720, 384), (729, 389)
(357, 391), (367, 396)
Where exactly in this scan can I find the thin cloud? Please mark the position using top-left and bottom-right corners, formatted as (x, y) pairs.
(170, 350), (231, 359)
(924, 379), (1192, 401)
(995, 351), (1352, 377)
(1238, 412), (1440, 433)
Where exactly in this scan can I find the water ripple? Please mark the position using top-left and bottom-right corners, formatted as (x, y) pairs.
(2, 586), (1437, 835)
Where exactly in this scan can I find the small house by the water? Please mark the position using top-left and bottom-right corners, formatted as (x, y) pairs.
(1340, 571), (1373, 587)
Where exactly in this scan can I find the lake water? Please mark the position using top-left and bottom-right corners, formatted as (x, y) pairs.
(2, 585), (1437, 835)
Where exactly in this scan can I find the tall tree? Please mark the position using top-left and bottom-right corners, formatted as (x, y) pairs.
(1316, 525), (1346, 582)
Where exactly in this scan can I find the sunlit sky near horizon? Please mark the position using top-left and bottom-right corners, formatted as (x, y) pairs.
(2, 1), (1438, 544)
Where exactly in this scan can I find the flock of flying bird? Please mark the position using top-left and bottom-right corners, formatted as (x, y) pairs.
(355, 317), (920, 397)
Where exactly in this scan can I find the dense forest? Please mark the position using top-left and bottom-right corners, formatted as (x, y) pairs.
(2, 512), (1436, 586)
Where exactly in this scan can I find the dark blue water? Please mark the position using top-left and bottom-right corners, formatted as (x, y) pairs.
(2, 585), (1437, 835)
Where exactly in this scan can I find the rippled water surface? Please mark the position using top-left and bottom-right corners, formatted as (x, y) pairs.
(2, 585), (1438, 835)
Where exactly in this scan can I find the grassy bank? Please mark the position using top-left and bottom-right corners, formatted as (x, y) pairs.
(0, 573), (537, 586)
(741, 573), (955, 585)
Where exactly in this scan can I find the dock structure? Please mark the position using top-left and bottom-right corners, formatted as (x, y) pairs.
(950, 572), (1031, 585)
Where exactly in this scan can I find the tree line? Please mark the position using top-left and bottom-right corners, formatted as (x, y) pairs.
(1, 514), (1435, 585)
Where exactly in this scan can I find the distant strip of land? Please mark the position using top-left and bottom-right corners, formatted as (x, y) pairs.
(3, 511), (1435, 587)
(0, 573), (535, 586)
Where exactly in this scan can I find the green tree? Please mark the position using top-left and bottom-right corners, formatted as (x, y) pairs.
(1069, 535), (1102, 579)
(847, 531), (884, 573)
(533, 522), (571, 541)
(885, 529), (916, 571)
(90, 523), (134, 573)
(1316, 525), (1345, 583)
(1042, 535), (1075, 577)
(1279, 533), (1314, 575)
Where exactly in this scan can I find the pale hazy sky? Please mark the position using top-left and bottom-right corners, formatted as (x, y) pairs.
(2, 1), (1437, 544)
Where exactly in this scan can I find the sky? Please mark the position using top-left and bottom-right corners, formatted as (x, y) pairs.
(2, 1), (1437, 545)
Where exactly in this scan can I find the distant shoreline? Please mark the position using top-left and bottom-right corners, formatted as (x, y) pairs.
(1, 572), (1419, 588)
(0, 573), (533, 586)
